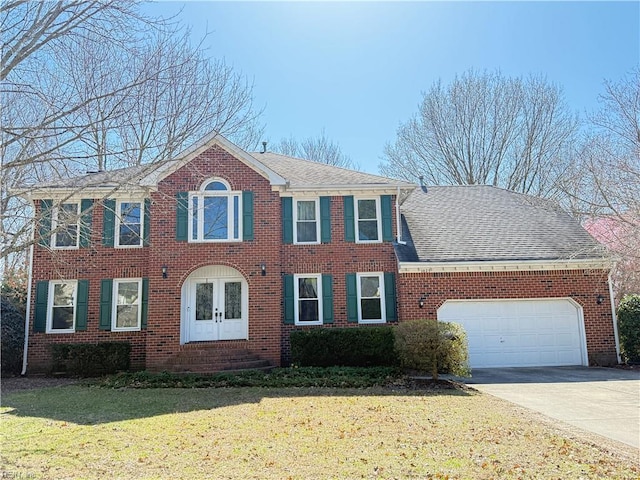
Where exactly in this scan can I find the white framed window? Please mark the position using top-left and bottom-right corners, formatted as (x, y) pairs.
(112, 279), (142, 331)
(357, 272), (385, 323)
(294, 198), (319, 244)
(115, 200), (143, 247)
(189, 179), (242, 242)
(294, 274), (323, 326)
(47, 280), (77, 333)
(355, 198), (381, 243)
(52, 202), (80, 248)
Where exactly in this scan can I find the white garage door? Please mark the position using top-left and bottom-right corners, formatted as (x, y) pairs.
(437, 299), (586, 368)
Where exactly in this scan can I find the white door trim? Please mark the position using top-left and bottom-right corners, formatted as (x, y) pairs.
(180, 265), (248, 344)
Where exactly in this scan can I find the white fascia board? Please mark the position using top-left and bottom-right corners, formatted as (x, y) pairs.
(18, 185), (153, 200)
(141, 131), (287, 187)
(278, 184), (416, 196)
(398, 258), (612, 274)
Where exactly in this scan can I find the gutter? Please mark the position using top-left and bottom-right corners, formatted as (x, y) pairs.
(398, 258), (612, 274)
(608, 274), (622, 364)
(21, 201), (36, 376)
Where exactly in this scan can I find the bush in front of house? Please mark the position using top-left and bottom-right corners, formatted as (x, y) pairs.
(617, 294), (640, 363)
(51, 342), (131, 376)
(290, 326), (398, 367)
(394, 319), (470, 380)
(1, 297), (25, 375)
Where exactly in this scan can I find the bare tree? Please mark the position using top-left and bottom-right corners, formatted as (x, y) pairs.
(271, 129), (357, 170)
(379, 70), (578, 198)
(565, 68), (640, 297)
(1, 1), (264, 262)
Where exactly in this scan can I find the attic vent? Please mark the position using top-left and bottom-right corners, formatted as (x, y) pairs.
(261, 141), (267, 154)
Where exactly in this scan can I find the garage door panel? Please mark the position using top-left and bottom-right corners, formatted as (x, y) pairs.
(437, 299), (585, 368)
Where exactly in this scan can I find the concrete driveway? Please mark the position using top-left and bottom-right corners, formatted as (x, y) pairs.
(463, 366), (640, 448)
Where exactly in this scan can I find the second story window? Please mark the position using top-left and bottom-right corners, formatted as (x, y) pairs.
(356, 198), (381, 243)
(294, 199), (319, 244)
(189, 179), (241, 242)
(116, 201), (142, 247)
(53, 203), (79, 248)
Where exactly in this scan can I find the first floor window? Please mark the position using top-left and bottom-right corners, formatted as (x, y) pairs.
(53, 203), (79, 248)
(357, 273), (385, 323)
(117, 201), (142, 247)
(113, 279), (142, 330)
(295, 274), (322, 325)
(48, 281), (77, 332)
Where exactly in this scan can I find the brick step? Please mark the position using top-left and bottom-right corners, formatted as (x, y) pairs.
(153, 347), (273, 374)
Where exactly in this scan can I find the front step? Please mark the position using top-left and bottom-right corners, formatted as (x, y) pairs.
(152, 345), (273, 374)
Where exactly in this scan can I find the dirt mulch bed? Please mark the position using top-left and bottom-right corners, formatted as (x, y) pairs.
(2, 376), (80, 395)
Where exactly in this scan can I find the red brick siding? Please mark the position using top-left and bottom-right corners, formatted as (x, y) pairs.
(398, 269), (617, 366)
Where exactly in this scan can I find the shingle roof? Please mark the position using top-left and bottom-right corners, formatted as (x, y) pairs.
(251, 152), (414, 189)
(31, 164), (153, 189)
(397, 185), (605, 263)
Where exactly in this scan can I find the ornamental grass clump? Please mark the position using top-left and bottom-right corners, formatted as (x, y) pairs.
(394, 319), (470, 380)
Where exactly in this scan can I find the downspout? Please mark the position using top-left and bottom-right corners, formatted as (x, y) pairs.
(396, 186), (406, 245)
(21, 209), (36, 376)
(608, 274), (621, 364)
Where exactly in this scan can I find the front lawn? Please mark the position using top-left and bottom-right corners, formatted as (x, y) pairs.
(1, 378), (638, 479)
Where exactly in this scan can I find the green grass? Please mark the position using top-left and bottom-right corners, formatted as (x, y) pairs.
(1, 379), (638, 479)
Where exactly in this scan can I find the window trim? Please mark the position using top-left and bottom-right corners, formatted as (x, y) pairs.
(355, 197), (382, 244)
(115, 200), (144, 248)
(293, 197), (320, 245)
(293, 273), (323, 326)
(52, 202), (80, 249)
(111, 278), (143, 332)
(188, 178), (242, 243)
(356, 272), (386, 324)
(46, 280), (77, 333)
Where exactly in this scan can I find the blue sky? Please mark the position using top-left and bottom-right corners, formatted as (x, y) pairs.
(149, 1), (639, 173)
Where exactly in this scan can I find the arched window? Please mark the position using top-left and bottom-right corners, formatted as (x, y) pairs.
(189, 178), (242, 241)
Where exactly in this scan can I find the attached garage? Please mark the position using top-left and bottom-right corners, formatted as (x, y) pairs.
(437, 299), (587, 368)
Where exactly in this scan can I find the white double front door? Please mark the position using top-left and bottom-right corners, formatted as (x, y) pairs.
(182, 266), (248, 343)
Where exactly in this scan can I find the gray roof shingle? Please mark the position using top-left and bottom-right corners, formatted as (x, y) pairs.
(397, 185), (605, 263)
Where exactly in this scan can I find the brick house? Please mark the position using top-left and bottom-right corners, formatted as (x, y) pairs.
(22, 132), (619, 373)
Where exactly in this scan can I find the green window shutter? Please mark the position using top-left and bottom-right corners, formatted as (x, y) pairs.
(320, 196), (331, 244)
(322, 274), (334, 324)
(346, 273), (358, 323)
(242, 191), (254, 241)
(99, 279), (113, 330)
(176, 192), (188, 241)
(141, 278), (149, 329)
(343, 196), (355, 242)
(102, 199), (116, 247)
(282, 197), (293, 244)
(34, 281), (49, 332)
(38, 199), (52, 247)
(381, 195), (393, 242)
(384, 273), (397, 322)
(75, 280), (89, 331)
(143, 199), (151, 246)
(79, 199), (93, 248)
(283, 275), (294, 324)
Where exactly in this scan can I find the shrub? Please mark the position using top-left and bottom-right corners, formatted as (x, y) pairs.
(290, 327), (398, 367)
(51, 342), (131, 376)
(617, 294), (640, 363)
(394, 319), (470, 380)
(1, 297), (25, 375)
